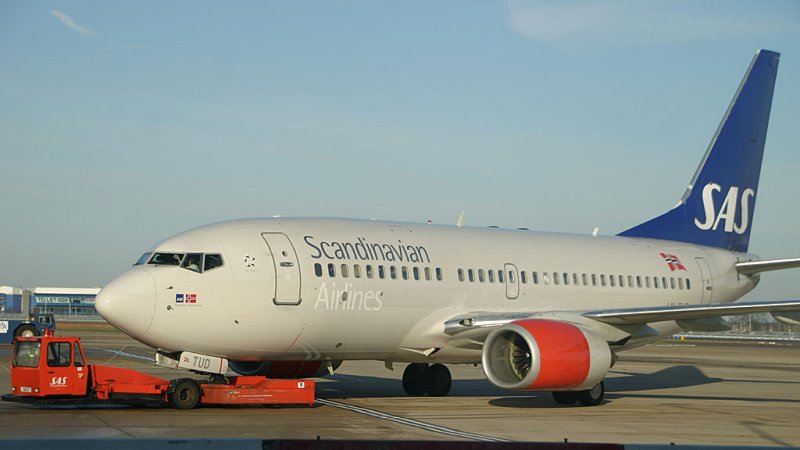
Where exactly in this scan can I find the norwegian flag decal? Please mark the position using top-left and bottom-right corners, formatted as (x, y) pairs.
(660, 253), (687, 271)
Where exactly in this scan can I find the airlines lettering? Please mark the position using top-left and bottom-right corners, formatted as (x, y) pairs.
(304, 236), (430, 264)
(694, 183), (755, 235)
(315, 282), (383, 312)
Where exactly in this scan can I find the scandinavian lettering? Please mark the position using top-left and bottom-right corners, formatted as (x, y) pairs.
(304, 236), (430, 264)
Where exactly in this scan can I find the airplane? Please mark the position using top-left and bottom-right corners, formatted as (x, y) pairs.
(96, 49), (800, 406)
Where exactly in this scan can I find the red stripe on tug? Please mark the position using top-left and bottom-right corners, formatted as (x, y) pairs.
(515, 319), (591, 390)
(481, 318), (612, 392)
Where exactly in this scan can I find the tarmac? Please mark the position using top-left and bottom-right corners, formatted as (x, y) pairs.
(0, 326), (798, 446)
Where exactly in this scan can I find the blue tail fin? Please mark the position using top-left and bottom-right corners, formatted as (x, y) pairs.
(618, 50), (780, 253)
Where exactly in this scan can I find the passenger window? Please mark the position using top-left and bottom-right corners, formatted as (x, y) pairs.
(553, 272), (560, 285)
(628, 275), (633, 288)
(670, 278), (676, 289)
(424, 267), (431, 281)
(592, 274), (597, 286)
(678, 278), (684, 290)
(543, 272), (549, 285)
(378, 265), (386, 279)
(458, 268), (465, 282)
(413, 267), (420, 281)
(686, 278), (691, 290)
(328, 263), (336, 277)
(520, 271), (527, 284)
(314, 263), (323, 277)
(653, 277), (659, 288)
(488, 270), (495, 283)
(354, 265), (362, 278)
(618, 275), (624, 287)
(478, 269), (485, 283)
(509, 271), (515, 284)
(47, 342), (71, 367)
(390, 266), (398, 279)
(600, 275), (606, 287)
(436, 268), (443, 281)
(366, 265), (374, 279)
(646, 277), (651, 288)
(401, 266), (409, 280)
(572, 273), (578, 285)
(204, 254), (224, 271)
(636, 276), (642, 288)
(341, 264), (349, 278)
(582, 274), (588, 286)
(662, 277), (668, 289)
(609, 275), (615, 287)
(498, 270), (505, 283)
(468, 269), (475, 282)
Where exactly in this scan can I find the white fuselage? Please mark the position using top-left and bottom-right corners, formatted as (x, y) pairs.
(96, 218), (758, 364)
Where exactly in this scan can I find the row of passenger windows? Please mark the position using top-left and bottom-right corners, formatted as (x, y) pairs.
(457, 268), (691, 290)
(314, 263), (444, 282)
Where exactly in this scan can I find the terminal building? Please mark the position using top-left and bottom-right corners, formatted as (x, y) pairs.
(0, 285), (101, 318)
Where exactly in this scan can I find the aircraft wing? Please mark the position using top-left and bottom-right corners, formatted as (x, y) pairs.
(443, 300), (800, 344)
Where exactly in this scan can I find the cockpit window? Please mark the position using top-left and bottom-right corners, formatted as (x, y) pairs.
(134, 252), (152, 266)
(182, 253), (203, 273)
(204, 254), (224, 271)
(149, 253), (185, 266)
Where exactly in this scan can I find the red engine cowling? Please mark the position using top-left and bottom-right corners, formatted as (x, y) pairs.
(481, 319), (611, 391)
(228, 360), (342, 378)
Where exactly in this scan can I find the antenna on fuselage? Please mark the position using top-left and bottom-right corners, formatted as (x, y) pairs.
(456, 211), (465, 228)
(592, 227), (599, 237)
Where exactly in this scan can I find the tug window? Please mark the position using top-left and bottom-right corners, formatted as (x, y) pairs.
(47, 342), (71, 367)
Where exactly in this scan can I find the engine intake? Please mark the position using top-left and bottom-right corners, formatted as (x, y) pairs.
(482, 319), (611, 391)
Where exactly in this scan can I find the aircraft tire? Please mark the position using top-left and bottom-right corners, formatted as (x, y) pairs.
(14, 324), (39, 338)
(577, 381), (605, 406)
(552, 391), (578, 405)
(424, 364), (452, 397)
(402, 363), (428, 396)
(169, 379), (201, 410)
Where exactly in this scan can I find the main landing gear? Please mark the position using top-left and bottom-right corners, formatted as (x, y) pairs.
(552, 381), (605, 406)
(402, 363), (452, 397)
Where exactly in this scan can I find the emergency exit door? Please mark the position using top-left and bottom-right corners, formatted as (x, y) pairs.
(261, 233), (302, 305)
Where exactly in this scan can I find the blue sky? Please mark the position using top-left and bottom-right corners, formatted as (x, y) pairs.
(1, 1), (799, 301)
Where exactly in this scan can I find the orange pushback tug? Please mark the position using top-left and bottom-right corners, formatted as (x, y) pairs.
(1, 332), (315, 409)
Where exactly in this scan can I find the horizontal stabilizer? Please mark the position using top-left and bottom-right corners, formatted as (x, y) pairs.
(735, 258), (800, 275)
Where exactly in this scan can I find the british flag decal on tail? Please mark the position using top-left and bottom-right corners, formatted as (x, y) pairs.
(660, 253), (687, 272)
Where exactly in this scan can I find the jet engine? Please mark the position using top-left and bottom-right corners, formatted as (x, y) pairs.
(481, 319), (611, 391)
(228, 360), (341, 378)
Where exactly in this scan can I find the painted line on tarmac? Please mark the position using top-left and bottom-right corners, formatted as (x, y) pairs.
(85, 347), (154, 362)
(316, 398), (510, 442)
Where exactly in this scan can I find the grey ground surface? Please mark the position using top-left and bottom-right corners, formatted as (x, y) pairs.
(0, 327), (798, 445)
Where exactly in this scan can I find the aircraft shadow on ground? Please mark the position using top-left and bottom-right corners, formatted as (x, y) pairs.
(318, 364), (799, 407)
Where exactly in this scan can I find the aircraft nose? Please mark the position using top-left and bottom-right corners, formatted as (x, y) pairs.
(96, 269), (156, 336)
